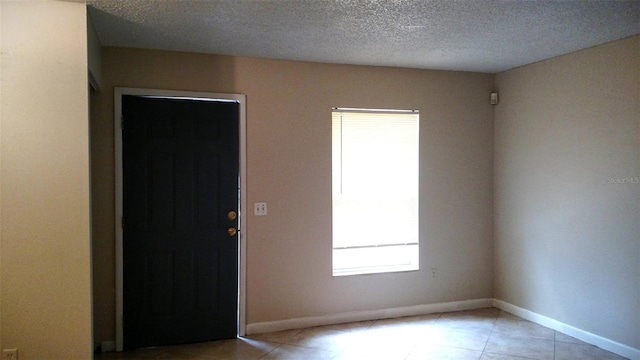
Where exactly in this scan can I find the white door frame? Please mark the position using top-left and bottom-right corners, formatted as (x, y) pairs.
(114, 87), (248, 351)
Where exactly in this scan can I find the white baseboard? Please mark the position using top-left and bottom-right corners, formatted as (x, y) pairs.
(493, 299), (640, 360)
(246, 298), (493, 335)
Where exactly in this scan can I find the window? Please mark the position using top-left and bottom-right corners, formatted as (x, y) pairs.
(332, 108), (419, 276)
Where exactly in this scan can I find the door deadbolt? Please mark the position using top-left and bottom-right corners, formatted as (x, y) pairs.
(227, 210), (237, 221)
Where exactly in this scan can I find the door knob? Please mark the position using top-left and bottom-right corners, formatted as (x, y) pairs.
(227, 228), (237, 236)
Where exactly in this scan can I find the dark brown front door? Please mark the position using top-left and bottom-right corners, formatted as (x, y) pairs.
(122, 96), (239, 349)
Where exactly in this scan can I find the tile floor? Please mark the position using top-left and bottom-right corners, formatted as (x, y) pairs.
(96, 307), (628, 359)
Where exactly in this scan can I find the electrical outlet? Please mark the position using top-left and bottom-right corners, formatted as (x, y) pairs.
(3, 349), (18, 360)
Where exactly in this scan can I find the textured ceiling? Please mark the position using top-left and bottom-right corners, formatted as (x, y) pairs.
(87, 0), (639, 73)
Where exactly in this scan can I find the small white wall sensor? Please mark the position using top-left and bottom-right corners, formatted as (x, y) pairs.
(490, 92), (499, 105)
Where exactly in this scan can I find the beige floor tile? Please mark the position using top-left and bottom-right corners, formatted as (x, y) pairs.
(279, 326), (358, 352)
(497, 311), (523, 320)
(244, 328), (304, 344)
(371, 315), (416, 326)
(554, 341), (628, 360)
(372, 313), (440, 329)
(339, 325), (420, 360)
(95, 339), (276, 360)
(481, 352), (537, 360)
(259, 343), (337, 359)
(484, 333), (554, 360)
(332, 349), (409, 360)
(332, 343), (413, 360)
(436, 308), (499, 331)
(349, 325), (420, 349)
(316, 320), (375, 332)
(417, 325), (492, 351)
(450, 307), (502, 318)
(106, 347), (187, 359)
(406, 343), (482, 360)
(401, 313), (443, 327)
(554, 331), (589, 345)
(492, 317), (555, 340)
(176, 338), (277, 359)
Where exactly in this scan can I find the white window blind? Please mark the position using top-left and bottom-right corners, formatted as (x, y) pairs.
(332, 108), (419, 276)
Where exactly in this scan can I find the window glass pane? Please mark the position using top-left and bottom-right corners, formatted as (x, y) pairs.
(332, 109), (419, 276)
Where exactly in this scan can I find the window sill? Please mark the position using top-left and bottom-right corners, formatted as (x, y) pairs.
(332, 245), (419, 277)
(333, 264), (419, 277)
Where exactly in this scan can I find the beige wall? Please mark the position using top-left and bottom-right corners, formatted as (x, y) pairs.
(494, 36), (640, 350)
(91, 47), (495, 344)
(87, 10), (103, 91)
(0, 1), (93, 359)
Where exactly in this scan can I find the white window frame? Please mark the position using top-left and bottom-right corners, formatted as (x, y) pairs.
(332, 107), (419, 276)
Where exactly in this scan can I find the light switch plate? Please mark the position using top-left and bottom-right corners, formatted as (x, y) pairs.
(254, 202), (267, 216)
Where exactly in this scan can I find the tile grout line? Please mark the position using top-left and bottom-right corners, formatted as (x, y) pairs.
(553, 330), (556, 360)
(479, 311), (499, 359)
